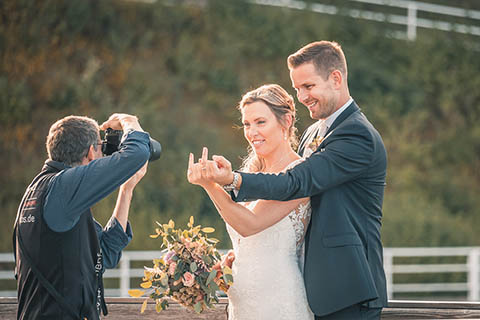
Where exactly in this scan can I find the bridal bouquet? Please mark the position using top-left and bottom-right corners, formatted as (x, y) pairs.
(128, 216), (233, 314)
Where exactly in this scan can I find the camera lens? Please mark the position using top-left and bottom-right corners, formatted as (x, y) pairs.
(149, 139), (162, 161)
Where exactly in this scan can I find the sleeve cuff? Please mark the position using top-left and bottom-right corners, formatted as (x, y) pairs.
(233, 172), (250, 202)
(103, 217), (133, 247)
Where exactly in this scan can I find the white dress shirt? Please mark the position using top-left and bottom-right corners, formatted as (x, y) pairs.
(302, 97), (353, 158)
(322, 96), (353, 136)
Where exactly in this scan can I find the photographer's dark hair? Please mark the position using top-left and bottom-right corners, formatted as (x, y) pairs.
(46, 116), (100, 167)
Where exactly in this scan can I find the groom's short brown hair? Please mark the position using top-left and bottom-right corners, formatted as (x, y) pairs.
(287, 41), (348, 81)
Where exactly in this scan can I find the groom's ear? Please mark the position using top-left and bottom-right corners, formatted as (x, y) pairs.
(330, 70), (343, 89)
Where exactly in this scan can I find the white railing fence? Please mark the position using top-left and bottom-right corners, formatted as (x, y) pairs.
(2, 247), (480, 299)
(383, 247), (480, 300)
(251, 0), (480, 40)
(128, 0), (480, 41)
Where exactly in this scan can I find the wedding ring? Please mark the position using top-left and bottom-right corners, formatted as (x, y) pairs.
(201, 167), (207, 170)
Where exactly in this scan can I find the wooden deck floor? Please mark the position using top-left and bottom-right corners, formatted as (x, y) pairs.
(3, 297), (480, 319)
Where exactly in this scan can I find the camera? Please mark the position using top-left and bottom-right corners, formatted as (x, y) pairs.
(102, 128), (162, 161)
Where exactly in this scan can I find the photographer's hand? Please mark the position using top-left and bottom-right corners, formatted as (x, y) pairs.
(113, 162), (148, 231)
(100, 113), (144, 132)
(122, 162), (148, 191)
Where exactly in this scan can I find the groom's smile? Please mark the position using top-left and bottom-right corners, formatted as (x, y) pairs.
(306, 100), (318, 112)
(252, 139), (265, 146)
(290, 62), (341, 120)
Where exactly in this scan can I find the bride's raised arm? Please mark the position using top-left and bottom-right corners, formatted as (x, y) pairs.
(187, 152), (309, 237)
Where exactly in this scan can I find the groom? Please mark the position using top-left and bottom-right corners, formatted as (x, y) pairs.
(205, 41), (388, 319)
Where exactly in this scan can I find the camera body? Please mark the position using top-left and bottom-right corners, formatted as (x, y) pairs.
(102, 128), (162, 161)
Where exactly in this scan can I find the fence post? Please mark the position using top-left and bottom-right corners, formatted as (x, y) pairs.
(120, 254), (130, 297)
(467, 248), (480, 301)
(384, 249), (394, 300)
(407, 1), (417, 40)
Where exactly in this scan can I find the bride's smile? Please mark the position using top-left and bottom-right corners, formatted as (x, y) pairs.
(242, 100), (293, 168)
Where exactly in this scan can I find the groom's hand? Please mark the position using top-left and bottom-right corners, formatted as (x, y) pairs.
(201, 147), (235, 186)
(187, 147), (238, 187)
(212, 155), (242, 190)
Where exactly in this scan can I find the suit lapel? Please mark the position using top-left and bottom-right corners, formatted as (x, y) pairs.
(298, 121), (321, 156)
(299, 102), (360, 155)
(324, 101), (360, 137)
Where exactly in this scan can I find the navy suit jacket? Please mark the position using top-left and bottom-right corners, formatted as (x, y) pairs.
(234, 101), (388, 316)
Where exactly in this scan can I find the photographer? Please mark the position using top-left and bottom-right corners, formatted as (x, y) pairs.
(13, 113), (150, 320)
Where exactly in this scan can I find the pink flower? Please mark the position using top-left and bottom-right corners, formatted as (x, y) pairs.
(182, 272), (195, 287)
(168, 262), (177, 276)
(164, 250), (176, 263)
(183, 238), (193, 249)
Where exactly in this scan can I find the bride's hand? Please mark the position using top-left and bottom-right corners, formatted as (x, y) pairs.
(222, 250), (235, 269)
(187, 152), (217, 188)
(213, 250), (235, 275)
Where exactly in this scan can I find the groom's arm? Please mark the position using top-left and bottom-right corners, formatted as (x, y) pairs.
(235, 122), (375, 202)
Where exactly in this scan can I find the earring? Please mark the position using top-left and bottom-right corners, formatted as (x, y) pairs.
(284, 131), (288, 141)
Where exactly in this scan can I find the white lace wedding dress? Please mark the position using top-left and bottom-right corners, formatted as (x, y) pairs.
(225, 161), (314, 320)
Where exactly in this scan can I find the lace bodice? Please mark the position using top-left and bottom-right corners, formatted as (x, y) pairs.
(225, 159), (314, 320)
(288, 201), (312, 256)
(285, 159), (312, 256)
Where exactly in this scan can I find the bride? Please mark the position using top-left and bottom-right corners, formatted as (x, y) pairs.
(187, 84), (314, 319)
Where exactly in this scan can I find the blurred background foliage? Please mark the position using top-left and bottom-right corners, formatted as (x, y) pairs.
(1, 0), (479, 252)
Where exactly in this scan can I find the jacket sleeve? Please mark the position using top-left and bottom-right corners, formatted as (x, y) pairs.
(235, 121), (375, 202)
(95, 217), (133, 269)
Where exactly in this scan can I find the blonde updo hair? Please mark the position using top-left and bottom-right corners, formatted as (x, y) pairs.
(238, 84), (298, 173)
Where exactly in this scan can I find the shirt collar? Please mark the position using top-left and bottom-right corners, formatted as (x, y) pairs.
(42, 159), (70, 173)
(323, 97), (353, 129)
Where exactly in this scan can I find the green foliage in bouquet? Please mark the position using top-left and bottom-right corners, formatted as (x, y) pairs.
(128, 216), (233, 314)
